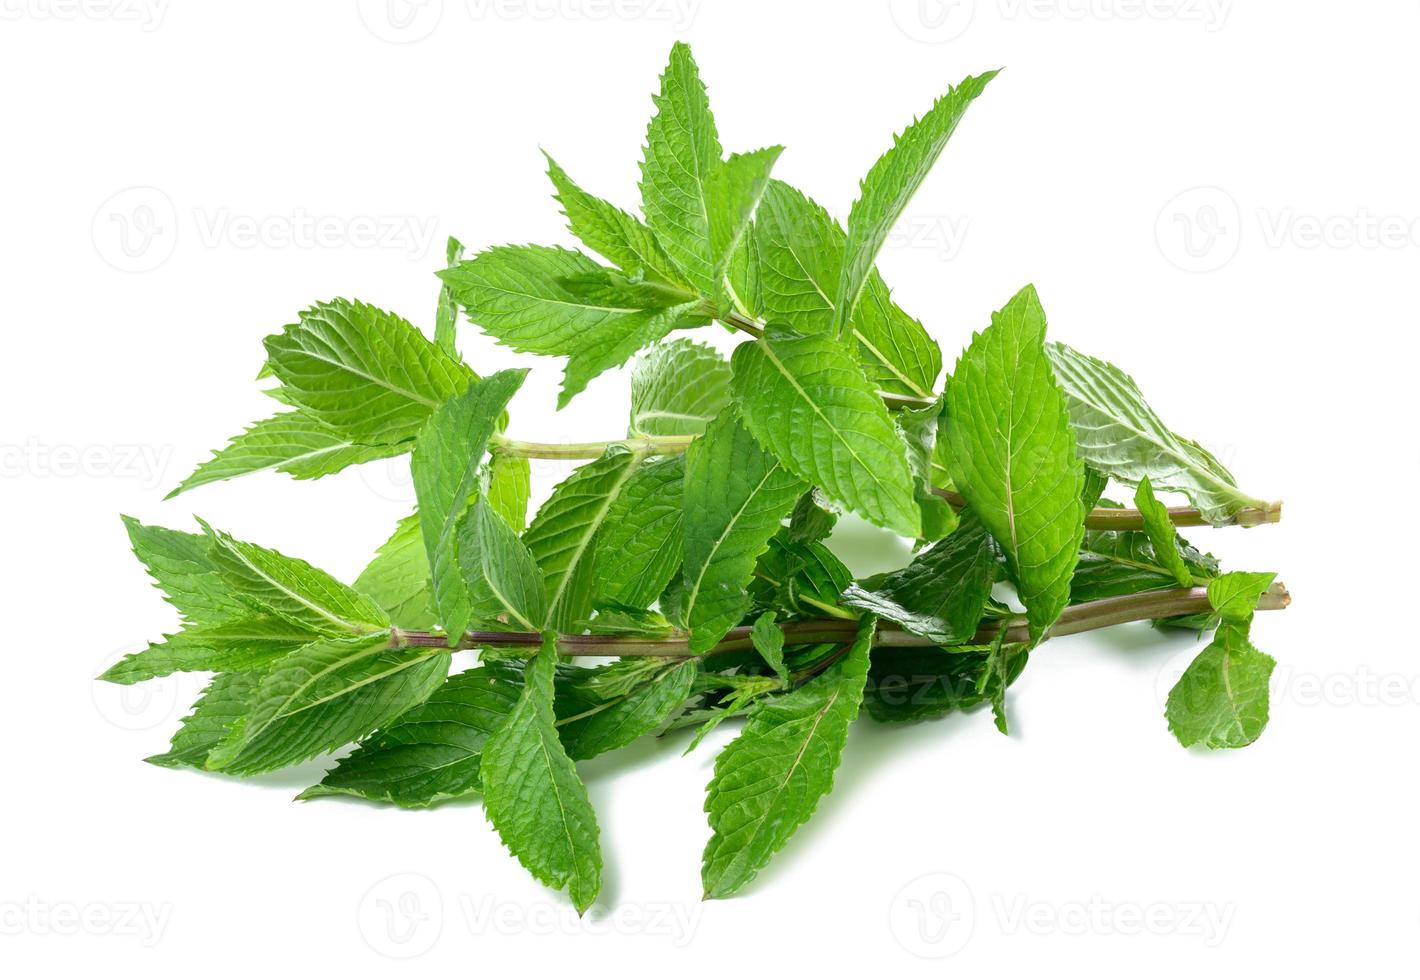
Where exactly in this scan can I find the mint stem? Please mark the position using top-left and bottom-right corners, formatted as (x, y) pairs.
(389, 581), (1290, 658)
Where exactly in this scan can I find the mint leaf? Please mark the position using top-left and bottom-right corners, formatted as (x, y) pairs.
(731, 325), (920, 537)
(206, 634), (450, 775)
(682, 411), (806, 652)
(487, 452), (532, 533)
(100, 617), (311, 685)
(1134, 476), (1193, 587)
(834, 71), (997, 336)
(755, 180), (941, 399)
(629, 339), (733, 438)
(897, 396), (958, 540)
(411, 370), (527, 640)
(263, 299), (473, 444)
(198, 519), (391, 636)
(705, 146), (782, 305)
(749, 611), (789, 685)
(147, 672), (259, 769)
(300, 662), (523, 808)
(701, 616), (874, 899)
(594, 454), (685, 609)
(354, 512), (437, 630)
(1071, 528), (1218, 604)
(523, 446), (644, 631)
(167, 411), (406, 498)
(457, 496), (548, 632)
(121, 516), (248, 626)
(481, 636), (603, 914)
(942, 285), (1085, 642)
(840, 509), (998, 644)
(439, 245), (703, 407)
(435, 236), (465, 359)
(1046, 341), (1271, 525)
(1165, 622), (1275, 749)
(558, 659), (698, 761)
(1207, 571), (1277, 624)
(978, 625), (1020, 735)
(545, 152), (689, 287)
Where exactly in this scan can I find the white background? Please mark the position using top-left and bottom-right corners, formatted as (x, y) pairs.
(3, 0), (1416, 974)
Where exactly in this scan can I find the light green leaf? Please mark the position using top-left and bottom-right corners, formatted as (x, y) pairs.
(834, 71), (996, 336)
(353, 512), (437, 630)
(263, 298), (473, 444)
(487, 452), (532, 533)
(1070, 528), (1219, 604)
(299, 662), (523, 808)
(942, 284), (1085, 643)
(1208, 571), (1277, 624)
(147, 672), (259, 769)
(705, 146), (783, 303)
(481, 636), (603, 914)
(457, 496), (548, 632)
(639, 41), (723, 293)
(594, 454), (685, 609)
(731, 325), (919, 537)
(435, 236), (465, 359)
(682, 411), (806, 652)
(100, 617), (312, 685)
(755, 180), (941, 399)
(749, 611), (789, 685)
(629, 339), (733, 438)
(207, 634), (450, 775)
(167, 411), (407, 498)
(411, 370), (527, 641)
(544, 152), (689, 287)
(897, 396), (958, 540)
(120, 516), (248, 626)
(557, 659), (698, 761)
(701, 616), (874, 899)
(524, 446), (645, 631)
(439, 245), (701, 407)
(1134, 476), (1193, 587)
(839, 509), (998, 644)
(1045, 341), (1273, 525)
(197, 520), (391, 637)
(1166, 622), (1276, 749)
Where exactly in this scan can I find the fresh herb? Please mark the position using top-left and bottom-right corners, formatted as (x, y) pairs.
(106, 43), (1288, 911)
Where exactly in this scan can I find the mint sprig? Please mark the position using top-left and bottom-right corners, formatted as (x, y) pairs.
(107, 43), (1289, 912)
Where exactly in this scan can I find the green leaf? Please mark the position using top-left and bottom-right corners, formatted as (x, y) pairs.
(748, 532), (853, 618)
(897, 396), (958, 540)
(147, 672), (259, 769)
(481, 636), (602, 914)
(787, 489), (838, 545)
(457, 496), (548, 632)
(862, 648), (1005, 724)
(594, 454), (685, 609)
(411, 370), (527, 640)
(487, 452), (532, 533)
(942, 285), (1085, 642)
(353, 512), (437, 630)
(839, 509), (998, 644)
(544, 152), (689, 287)
(705, 146), (783, 304)
(1045, 341), (1271, 525)
(639, 42), (723, 294)
(523, 446), (645, 631)
(207, 633), (450, 775)
(749, 611), (789, 685)
(629, 339), (733, 438)
(833, 71), (996, 336)
(1165, 622), (1276, 749)
(557, 659), (698, 761)
(701, 616), (874, 899)
(978, 625), (1021, 735)
(440, 245), (700, 407)
(1070, 528), (1218, 604)
(121, 516), (248, 626)
(198, 520), (391, 637)
(299, 662), (523, 808)
(731, 324), (919, 537)
(262, 298), (473, 444)
(1207, 571), (1277, 624)
(166, 411), (406, 498)
(682, 411), (806, 652)
(100, 617), (312, 685)
(755, 180), (941, 399)
(1134, 477), (1193, 587)
(435, 236), (465, 359)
